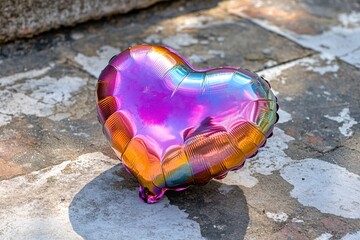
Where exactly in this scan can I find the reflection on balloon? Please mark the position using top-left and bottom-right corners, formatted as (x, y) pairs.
(96, 44), (278, 203)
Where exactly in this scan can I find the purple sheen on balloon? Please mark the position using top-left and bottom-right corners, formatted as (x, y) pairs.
(96, 44), (278, 203)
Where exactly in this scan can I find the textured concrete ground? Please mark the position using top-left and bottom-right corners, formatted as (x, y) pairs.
(0, 0), (359, 239)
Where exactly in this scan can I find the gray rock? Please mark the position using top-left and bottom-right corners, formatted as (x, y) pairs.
(0, 0), (166, 43)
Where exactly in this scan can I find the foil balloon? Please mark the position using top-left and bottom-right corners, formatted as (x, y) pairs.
(96, 44), (278, 203)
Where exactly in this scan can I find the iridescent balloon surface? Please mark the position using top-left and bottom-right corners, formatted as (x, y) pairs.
(96, 44), (278, 203)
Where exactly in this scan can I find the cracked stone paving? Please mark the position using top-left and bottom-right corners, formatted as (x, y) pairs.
(0, 0), (360, 239)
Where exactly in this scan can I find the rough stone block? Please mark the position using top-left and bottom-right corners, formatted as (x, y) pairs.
(0, 0), (166, 43)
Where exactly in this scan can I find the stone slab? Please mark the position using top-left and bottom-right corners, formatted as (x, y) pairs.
(0, 0), (360, 239)
(0, 0), (166, 44)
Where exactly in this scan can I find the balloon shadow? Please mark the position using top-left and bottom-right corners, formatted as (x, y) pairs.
(69, 165), (249, 240)
(166, 181), (249, 240)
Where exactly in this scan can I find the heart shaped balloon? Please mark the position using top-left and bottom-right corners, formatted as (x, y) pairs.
(96, 44), (278, 203)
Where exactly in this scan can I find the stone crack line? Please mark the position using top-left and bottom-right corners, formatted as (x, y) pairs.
(255, 52), (317, 73)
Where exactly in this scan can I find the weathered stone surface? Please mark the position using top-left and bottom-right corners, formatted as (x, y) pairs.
(227, 0), (360, 68)
(226, 0), (360, 35)
(0, 152), (204, 239)
(1, 0), (360, 239)
(0, 0), (166, 44)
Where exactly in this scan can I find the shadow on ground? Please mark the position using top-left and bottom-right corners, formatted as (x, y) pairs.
(69, 165), (249, 239)
(167, 180), (249, 240)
